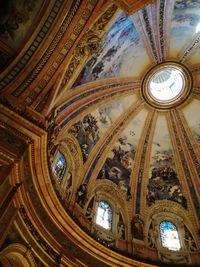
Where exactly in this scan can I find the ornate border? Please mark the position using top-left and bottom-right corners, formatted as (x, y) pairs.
(0, 0), (65, 91)
(141, 61), (193, 109)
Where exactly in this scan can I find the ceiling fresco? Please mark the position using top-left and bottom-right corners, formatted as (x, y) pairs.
(182, 99), (200, 145)
(53, 0), (200, 235)
(97, 108), (148, 188)
(170, 0), (200, 58)
(2, 0), (200, 266)
(74, 11), (150, 86)
(147, 115), (187, 208)
(68, 93), (137, 162)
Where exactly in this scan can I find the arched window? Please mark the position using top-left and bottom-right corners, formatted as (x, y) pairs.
(96, 201), (112, 230)
(160, 221), (181, 251)
(53, 152), (66, 182)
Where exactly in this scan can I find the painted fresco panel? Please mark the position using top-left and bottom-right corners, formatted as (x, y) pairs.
(182, 99), (200, 145)
(73, 11), (150, 87)
(68, 94), (137, 162)
(147, 116), (187, 208)
(0, 0), (44, 50)
(170, 0), (200, 58)
(97, 109), (148, 189)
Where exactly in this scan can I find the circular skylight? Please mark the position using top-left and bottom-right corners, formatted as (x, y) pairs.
(149, 67), (185, 102)
(142, 62), (192, 109)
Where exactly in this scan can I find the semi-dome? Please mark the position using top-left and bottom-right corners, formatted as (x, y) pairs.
(0, 1), (200, 266)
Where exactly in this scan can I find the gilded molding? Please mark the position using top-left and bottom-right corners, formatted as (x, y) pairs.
(135, 110), (155, 214)
(145, 200), (199, 246)
(169, 111), (200, 220)
(0, 98), (46, 129)
(192, 87), (200, 96)
(133, 10), (156, 64)
(0, 243), (37, 267)
(175, 110), (200, 178)
(60, 4), (118, 90)
(166, 112), (193, 211)
(141, 7), (158, 62)
(19, 206), (61, 263)
(49, 134), (83, 204)
(180, 34), (200, 62)
(59, 88), (135, 130)
(158, 0), (165, 60)
(11, 0), (82, 97)
(58, 79), (139, 114)
(112, 0), (154, 15)
(0, 121), (31, 146)
(88, 180), (129, 222)
(138, 111), (158, 215)
(166, 112), (200, 249)
(0, 0), (65, 91)
(141, 61), (193, 110)
(24, 1), (116, 108)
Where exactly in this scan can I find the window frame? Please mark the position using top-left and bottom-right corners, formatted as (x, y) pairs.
(95, 200), (113, 231)
(53, 151), (66, 183)
(159, 220), (181, 251)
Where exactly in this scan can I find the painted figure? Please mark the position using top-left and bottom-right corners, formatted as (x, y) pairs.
(76, 183), (87, 207)
(132, 215), (144, 240)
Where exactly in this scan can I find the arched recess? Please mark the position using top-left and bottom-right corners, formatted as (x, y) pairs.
(83, 179), (130, 243)
(144, 200), (199, 264)
(0, 243), (36, 267)
(49, 133), (83, 205)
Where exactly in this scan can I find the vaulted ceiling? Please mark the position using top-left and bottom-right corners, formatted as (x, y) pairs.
(1, 0), (200, 266)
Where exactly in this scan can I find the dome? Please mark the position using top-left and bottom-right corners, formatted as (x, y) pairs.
(0, 1), (200, 266)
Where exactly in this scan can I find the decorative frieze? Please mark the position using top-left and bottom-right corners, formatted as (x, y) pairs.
(60, 4), (118, 89)
(141, 8), (158, 62)
(0, 0), (65, 91)
(135, 111), (155, 214)
(12, 0), (82, 98)
(180, 35), (200, 62)
(19, 206), (61, 263)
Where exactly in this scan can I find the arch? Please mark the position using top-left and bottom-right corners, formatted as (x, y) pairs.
(86, 179), (130, 240)
(144, 200), (197, 247)
(0, 243), (36, 267)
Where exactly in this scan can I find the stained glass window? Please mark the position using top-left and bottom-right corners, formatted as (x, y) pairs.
(96, 201), (112, 230)
(53, 153), (66, 182)
(160, 221), (181, 251)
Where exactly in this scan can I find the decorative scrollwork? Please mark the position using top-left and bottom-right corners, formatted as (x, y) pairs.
(61, 4), (118, 88)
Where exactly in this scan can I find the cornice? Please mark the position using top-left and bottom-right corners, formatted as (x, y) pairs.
(112, 0), (154, 15)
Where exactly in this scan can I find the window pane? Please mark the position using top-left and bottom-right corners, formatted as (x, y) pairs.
(160, 221), (181, 251)
(96, 201), (112, 230)
(53, 153), (66, 181)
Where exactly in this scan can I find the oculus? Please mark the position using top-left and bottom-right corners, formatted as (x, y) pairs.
(142, 62), (192, 109)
